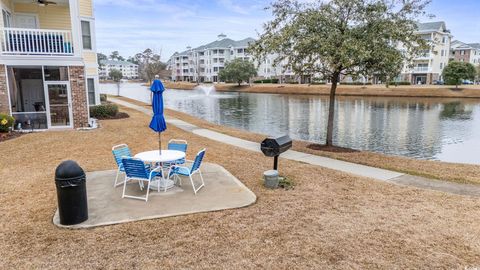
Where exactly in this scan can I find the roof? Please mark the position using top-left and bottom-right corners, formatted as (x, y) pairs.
(416, 21), (447, 32)
(171, 37), (256, 58)
(451, 40), (480, 50)
(100, 60), (138, 66)
(468, 43), (480, 49)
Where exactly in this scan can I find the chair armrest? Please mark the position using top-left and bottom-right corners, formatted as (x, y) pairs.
(149, 166), (163, 179)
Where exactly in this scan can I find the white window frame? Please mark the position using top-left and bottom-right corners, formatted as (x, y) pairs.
(79, 17), (96, 52)
(2, 9), (12, 28)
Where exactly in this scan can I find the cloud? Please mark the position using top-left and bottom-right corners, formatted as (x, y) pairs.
(94, 0), (270, 59)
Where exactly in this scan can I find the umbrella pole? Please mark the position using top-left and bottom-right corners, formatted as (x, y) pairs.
(159, 132), (162, 155)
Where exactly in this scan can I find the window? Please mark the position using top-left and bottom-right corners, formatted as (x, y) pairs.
(81, 21), (92, 50)
(461, 50), (465, 55)
(87, 78), (95, 105)
(44, 66), (69, 81)
(2, 9), (12, 27)
(237, 48), (243, 53)
(213, 67), (218, 72)
(440, 50), (444, 57)
(440, 63), (443, 69)
(219, 50), (224, 54)
(442, 36), (447, 44)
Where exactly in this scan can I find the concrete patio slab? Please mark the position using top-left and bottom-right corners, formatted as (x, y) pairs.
(53, 163), (256, 229)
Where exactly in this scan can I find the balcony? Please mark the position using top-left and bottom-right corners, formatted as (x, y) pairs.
(412, 66), (431, 73)
(0, 28), (74, 56)
(414, 53), (431, 60)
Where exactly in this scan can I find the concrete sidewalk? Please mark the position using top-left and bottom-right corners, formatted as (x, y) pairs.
(110, 97), (480, 197)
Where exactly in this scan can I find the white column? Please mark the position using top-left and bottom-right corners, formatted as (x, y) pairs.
(69, 0), (82, 58)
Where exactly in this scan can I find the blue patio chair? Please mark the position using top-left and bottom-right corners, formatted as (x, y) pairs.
(169, 149), (206, 195)
(121, 157), (163, 202)
(167, 139), (188, 165)
(112, 144), (132, 187)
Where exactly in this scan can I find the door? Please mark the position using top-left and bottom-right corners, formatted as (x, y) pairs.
(20, 79), (44, 112)
(14, 14), (38, 29)
(45, 82), (73, 128)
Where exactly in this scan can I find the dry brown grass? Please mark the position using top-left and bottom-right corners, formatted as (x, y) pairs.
(2, 106), (480, 269)
(164, 81), (480, 98)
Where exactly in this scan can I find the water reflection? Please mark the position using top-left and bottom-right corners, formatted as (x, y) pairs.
(100, 83), (480, 164)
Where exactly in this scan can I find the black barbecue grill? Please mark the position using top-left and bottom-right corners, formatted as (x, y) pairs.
(260, 135), (292, 170)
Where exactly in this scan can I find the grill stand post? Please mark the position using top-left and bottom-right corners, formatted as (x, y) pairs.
(273, 155), (279, 171)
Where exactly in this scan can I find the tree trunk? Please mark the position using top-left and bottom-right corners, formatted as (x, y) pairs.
(326, 72), (340, 146)
(116, 82), (120, 96)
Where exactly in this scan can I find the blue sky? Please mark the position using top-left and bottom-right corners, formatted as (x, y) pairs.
(94, 0), (480, 60)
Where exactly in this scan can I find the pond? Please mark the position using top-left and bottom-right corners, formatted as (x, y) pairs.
(100, 83), (480, 165)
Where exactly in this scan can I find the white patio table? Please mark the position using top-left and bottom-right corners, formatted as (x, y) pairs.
(134, 150), (186, 191)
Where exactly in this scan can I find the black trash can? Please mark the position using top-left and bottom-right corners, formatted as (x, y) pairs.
(55, 160), (88, 225)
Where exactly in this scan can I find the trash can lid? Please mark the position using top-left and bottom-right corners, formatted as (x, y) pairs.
(55, 160), (85, 181)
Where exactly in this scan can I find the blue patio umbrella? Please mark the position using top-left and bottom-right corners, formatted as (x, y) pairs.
(149, 79), (167, 154)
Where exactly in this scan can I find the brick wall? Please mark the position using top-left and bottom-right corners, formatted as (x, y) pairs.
(69, 66), (89, 128)
(0, 65), (9, 114)
(453, 49), (471, 63)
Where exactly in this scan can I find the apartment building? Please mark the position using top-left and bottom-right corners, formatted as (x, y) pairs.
(168, 34), (294, 83)
(99, 59), (139, 80)
(450, 40), (480, 66)
(400, 21), (452, 85)
(0, 0), (99, 130)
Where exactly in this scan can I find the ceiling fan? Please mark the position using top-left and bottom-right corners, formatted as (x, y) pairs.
(36, 0), (57, 6)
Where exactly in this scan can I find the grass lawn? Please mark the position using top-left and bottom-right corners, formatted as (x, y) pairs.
(1, 106), (480, 268)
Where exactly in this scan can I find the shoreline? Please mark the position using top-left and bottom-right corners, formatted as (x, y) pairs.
(112, 95), (480, 185)
(163, 81), (480, 99)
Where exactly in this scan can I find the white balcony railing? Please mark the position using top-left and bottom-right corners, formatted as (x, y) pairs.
(412, 66), (430, 73)
(415, 53), (431, 59)
(1, 27), (74, 56)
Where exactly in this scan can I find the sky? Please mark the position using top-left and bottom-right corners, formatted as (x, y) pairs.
(94, 0), (480, 61)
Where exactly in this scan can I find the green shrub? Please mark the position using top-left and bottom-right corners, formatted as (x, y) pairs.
(100, 94), (108, 102)
(89, 103), (119, 119)
(0, 114), (15, 132)
(389, 81), (411, 85)
(253, 79), (279, 84)
(340, 82), (372, 85)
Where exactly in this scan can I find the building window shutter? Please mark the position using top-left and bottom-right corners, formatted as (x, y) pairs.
(81, 21), (92, 50)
